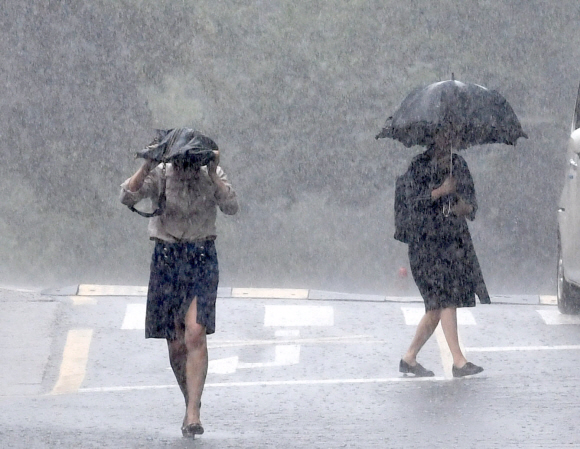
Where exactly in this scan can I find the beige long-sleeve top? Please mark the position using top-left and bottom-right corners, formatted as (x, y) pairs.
(120, 164), (238, 242)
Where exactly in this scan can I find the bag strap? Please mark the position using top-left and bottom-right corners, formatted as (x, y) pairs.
(129, 163), (167, 218)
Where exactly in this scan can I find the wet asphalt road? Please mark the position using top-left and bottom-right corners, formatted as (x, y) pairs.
(2, 294), (580, 448)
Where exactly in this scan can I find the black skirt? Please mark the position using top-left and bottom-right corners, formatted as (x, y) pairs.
(145, 239), (219, 339)
(409, 232), (476, 312)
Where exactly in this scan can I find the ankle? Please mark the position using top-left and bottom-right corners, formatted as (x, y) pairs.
(453, 359), (468, 368)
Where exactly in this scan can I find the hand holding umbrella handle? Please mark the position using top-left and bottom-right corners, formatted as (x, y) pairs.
(434, 176), (456, 217)
(207, 150), (220, 175)
(432, 176), (456, 199)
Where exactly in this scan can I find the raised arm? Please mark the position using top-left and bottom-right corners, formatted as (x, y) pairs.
(207, 151), (238, 215)
(119, 160), (159, 207)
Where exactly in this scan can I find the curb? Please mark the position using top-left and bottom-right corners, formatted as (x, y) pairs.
(40, 284), (557, 306)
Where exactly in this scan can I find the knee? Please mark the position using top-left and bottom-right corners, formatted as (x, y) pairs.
(425, 309), (441, 324)
(168, 337), (187, 357)
(184, 324), (206, 351)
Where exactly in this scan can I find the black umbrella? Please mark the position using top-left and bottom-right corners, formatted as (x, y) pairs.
(375, 78), (527, 149)
(136, 127), (217, 166)
(128, 128), (218, 218)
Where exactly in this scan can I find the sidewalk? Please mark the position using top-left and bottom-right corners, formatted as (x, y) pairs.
(0, 287), (59, 397)
(42, 283), (556, 306)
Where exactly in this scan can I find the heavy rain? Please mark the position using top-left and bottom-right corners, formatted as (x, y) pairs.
(2, 1), (580, 447)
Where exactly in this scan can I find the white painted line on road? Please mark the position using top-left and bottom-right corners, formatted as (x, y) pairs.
(78, 376), (448, 393)
(50, 329), (93, 395)
(232, 288), (309, 299)
(466, 344), (580, 352)
(537, 309), (580, 325)
(238, 345), (301, 369)
(435, 324), (456, 379)
(264, 305), (334, 326)
(401, 307), (476, 326)
(275, 329), (300, 337)
(401, 307), (424, 325)
(457, 309), (476, 325)
(121, 304), (146, 330)
(208, 356), (239, 374)
(78, 284), (148, 296)
(197, 345), (303, 374)
(205, 376), (445, 387)
(208, 335), (372, 349)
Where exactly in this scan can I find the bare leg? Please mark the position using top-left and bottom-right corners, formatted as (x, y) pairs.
(183, 297), (208, 426)
(403, 309), (441, 365)
(167, 337), (188, 407)
(439, 307), (468, 368)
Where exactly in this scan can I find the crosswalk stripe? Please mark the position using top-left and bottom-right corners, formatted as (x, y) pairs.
(401, 307), (476, 325)
(536, 309), (580, 325)
(117, 304), (579, 333)
(121, 304), (146, 330)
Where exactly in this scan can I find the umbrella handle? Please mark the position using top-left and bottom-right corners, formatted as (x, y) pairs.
(443, 202), (452, 217)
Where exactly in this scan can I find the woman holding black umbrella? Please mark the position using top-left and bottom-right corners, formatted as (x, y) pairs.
(376, 77), (527, 377)
(398, 126), (484, 377)
(120, 128), (238, 436)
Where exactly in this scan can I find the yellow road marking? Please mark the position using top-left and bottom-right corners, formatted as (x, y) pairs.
(231, 288), (309, 299)
(71, 296), (98, 305)
(50, 329), (93, 395)
(77, 284), (147, 296)
(539, 295), (557, 305)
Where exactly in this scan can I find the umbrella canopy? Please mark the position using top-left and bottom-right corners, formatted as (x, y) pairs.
(375, 79), (527, 149)
(136, 128), (217, 166)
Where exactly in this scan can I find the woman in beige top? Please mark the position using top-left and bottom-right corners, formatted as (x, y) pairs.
(120, 148), (238, 437)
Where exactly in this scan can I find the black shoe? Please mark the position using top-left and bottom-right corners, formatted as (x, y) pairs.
(452, 362), (484, 378)
(182, 422), (204, 438)
(399, 359), (435, 377)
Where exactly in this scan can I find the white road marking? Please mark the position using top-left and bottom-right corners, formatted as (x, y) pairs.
(466, 345), (580, 352)
(537, 309), (580, 325)
(207, 335), (372, 349)
(275, 329), (300, 337)
(238, 345), (301, 369)
(121, 304), (146, 330)
(50, 329), (93, 395)
(232, 288), (309, 299)
(264, 305), (334, 327)
(209, 345), (301, 374)
(435, 325), (457, 379)
(78, 376), (448, 393)
(457, 309), (476, 325)
(208, 356), (239, 374)
(401, 307), (476, 326)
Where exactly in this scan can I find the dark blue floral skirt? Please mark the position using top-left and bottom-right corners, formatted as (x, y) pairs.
(145, 239), (219, 339)
(409, 232), (476, 312)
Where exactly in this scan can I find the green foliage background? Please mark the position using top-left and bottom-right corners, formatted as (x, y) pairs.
(1, 0), (577, 293)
